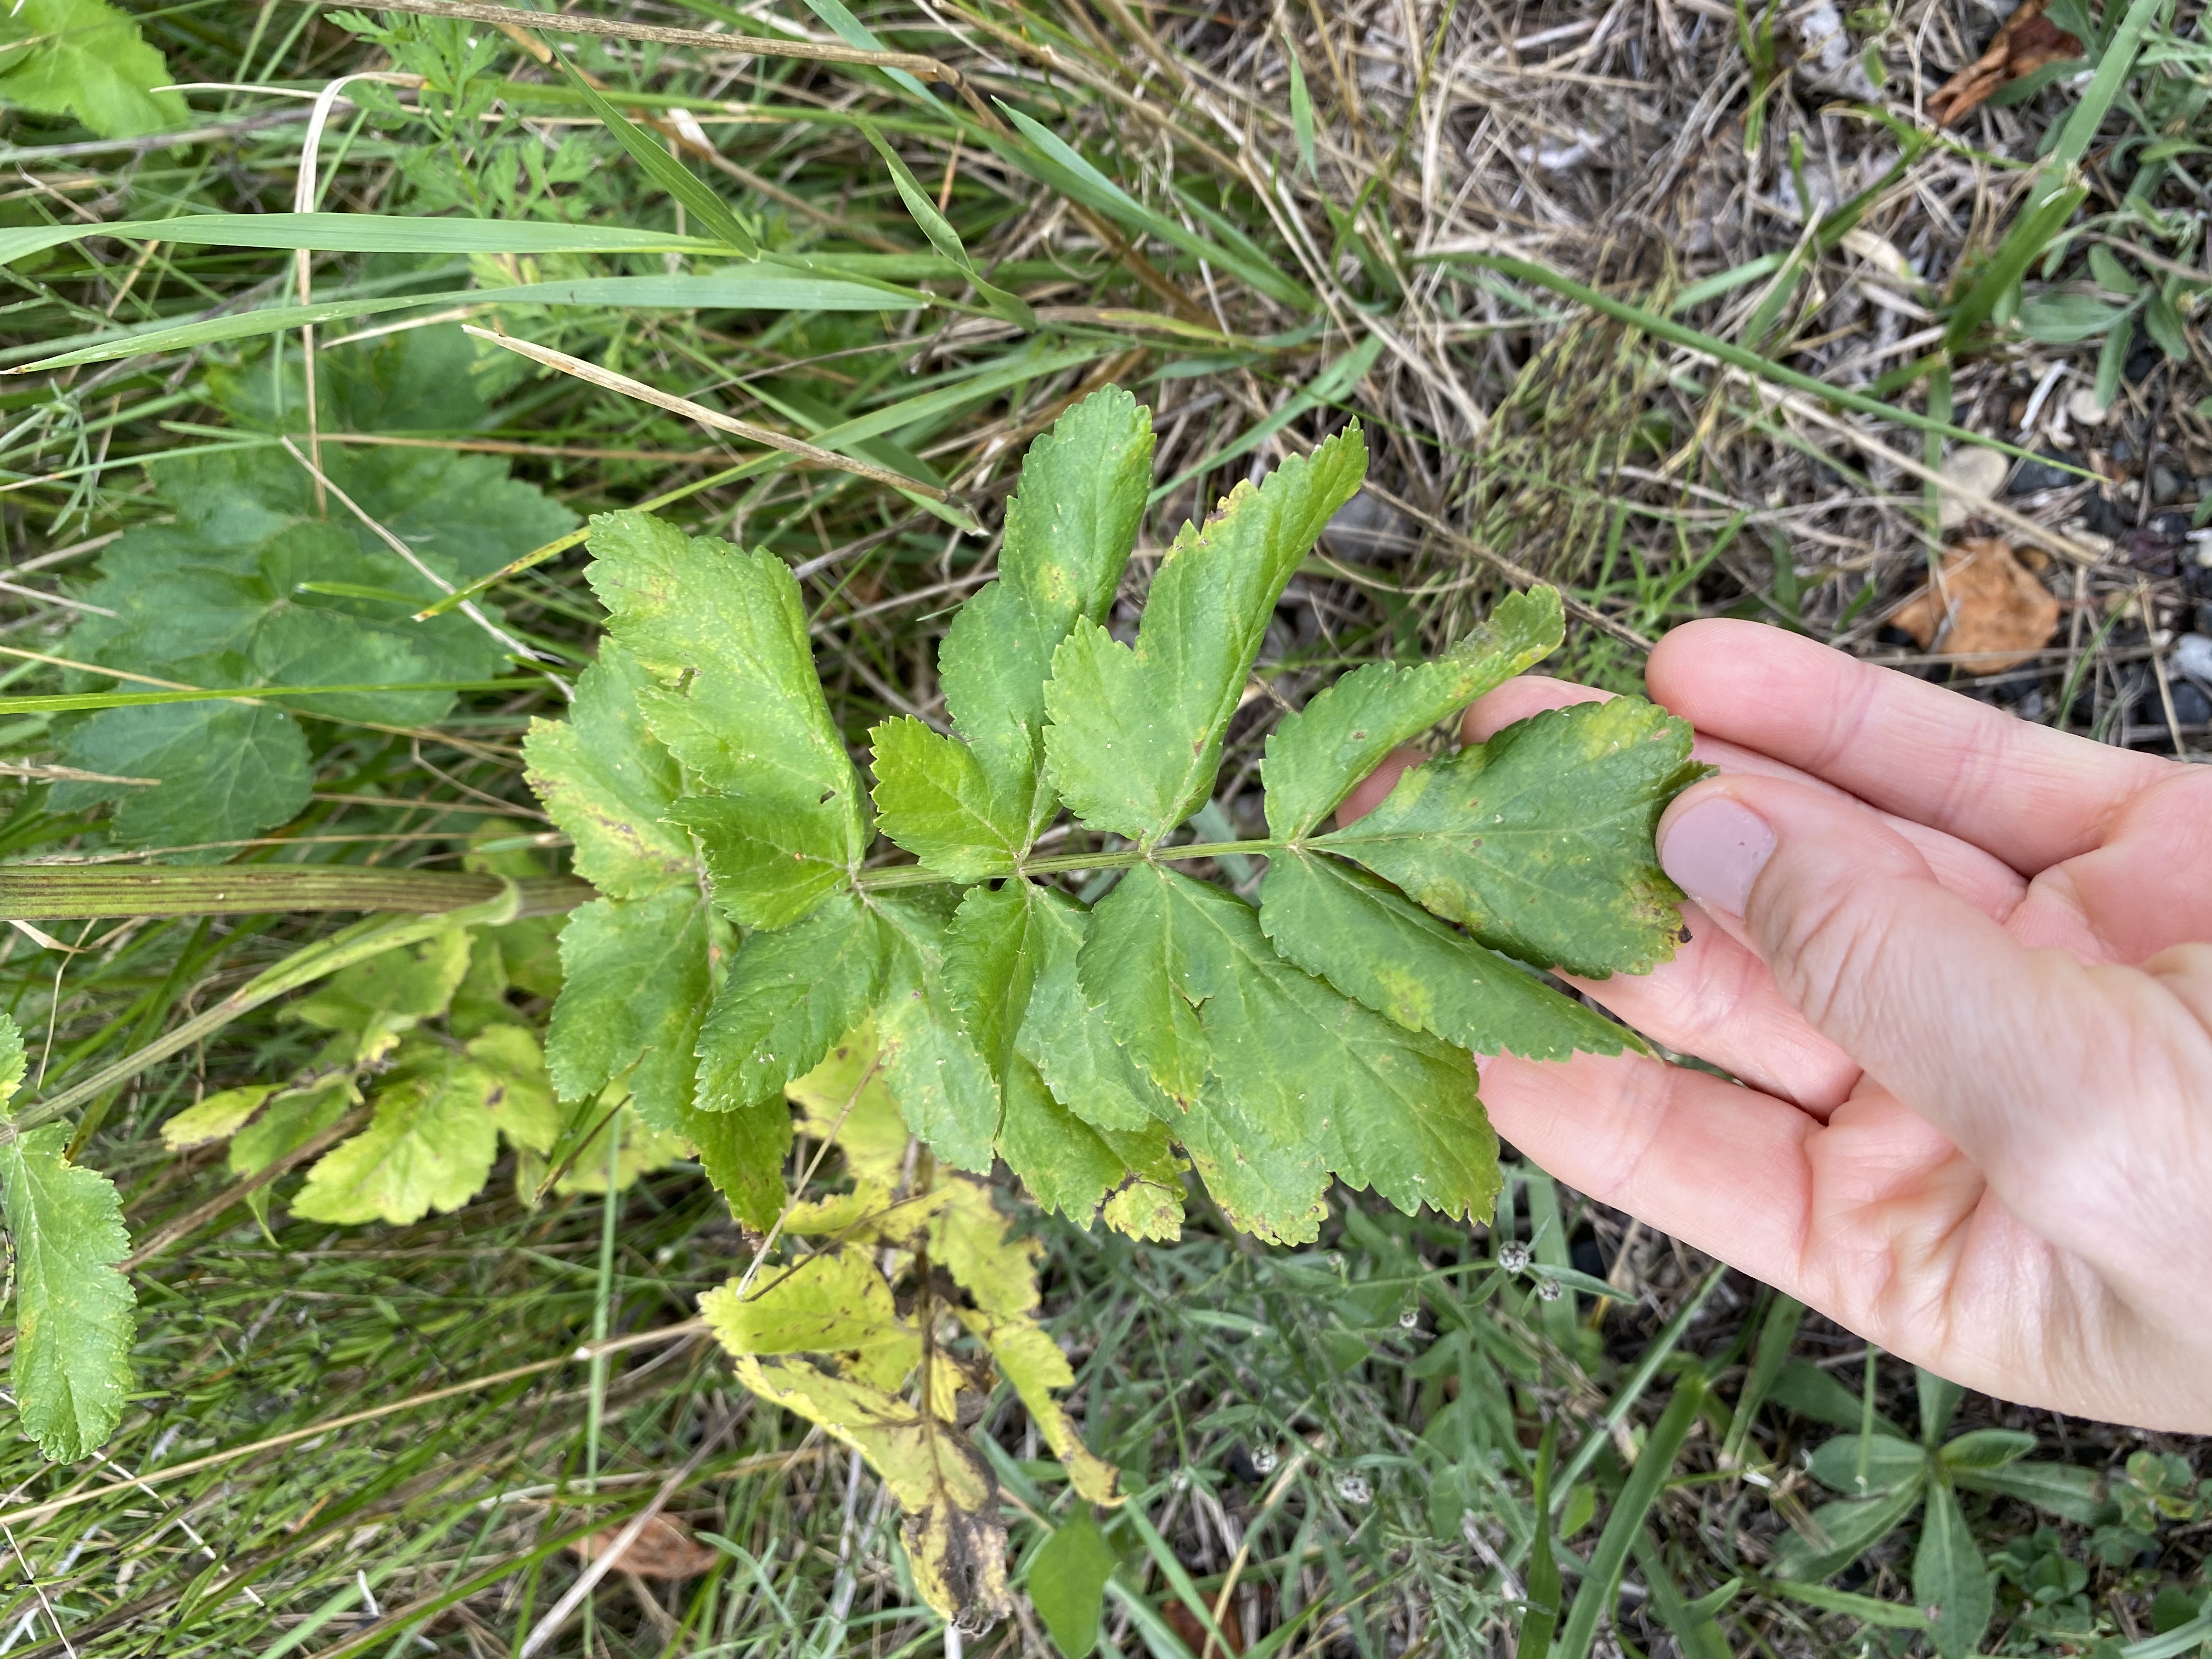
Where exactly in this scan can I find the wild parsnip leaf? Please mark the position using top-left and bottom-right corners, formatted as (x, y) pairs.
(697, 894), (888, 1118)
(785, 1023), (908, 1188)
(524, 643), (693, 900)
(290, 926), (471, 1065)
(1043, 422), (1364, 844)
(960, 1313), (1119, 1502)
(1321, 697), (1705, 977)
(996, 1063), (1131, 1225)
(875, 894), (1001, 1171)
(1014, 891), (1173, 1132)
(868, 715), (1023, 881)
(1262, 585), (1564, 837)
(545, 892), (712, 1131)
(0, 1124), (136, 1462)
(0, 1017), (136, 1464)
(292, 1049), (501, 1226)
(1079, 871), (1495, 1238)
(588, 510), (865, 925)
(681, 1099), (789, 1232)
(1259, 855), (1632, 1060)
(0, 0), (188, 138)
(877, 388), (1154, 862)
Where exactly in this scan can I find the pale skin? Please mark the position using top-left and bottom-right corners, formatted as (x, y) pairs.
(1337, 618), (2212, 1433)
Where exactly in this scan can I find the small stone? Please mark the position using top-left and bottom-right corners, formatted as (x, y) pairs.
(2172, 633), (2212, 689)
(2170, 679), (2211, 726)
(1938, 447), (2009, 528)
(2067, 386), (2110, 426)
(2111, 436), (2137, 465)
(2084, 490), (2130, 537)
(2005, 450), (2079, 495)
(2152, 466), (2187, 505)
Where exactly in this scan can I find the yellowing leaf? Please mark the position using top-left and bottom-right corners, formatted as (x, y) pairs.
(291, 1053), (500, 1226)
(786, 1020), (907, 1189)
(160, 1084), (276, 1150)
(467, 1024), (559, 1155)
(961, 1313), (1119, 1503)
(727, 1350), (1010, 1621)
(289, 926), (471, 1065)
(929, 1178), (1041, 1321)
(706, 1247), (919, 1391)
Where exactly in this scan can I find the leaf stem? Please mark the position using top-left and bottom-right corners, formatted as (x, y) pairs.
(853, 837), (1291, 890)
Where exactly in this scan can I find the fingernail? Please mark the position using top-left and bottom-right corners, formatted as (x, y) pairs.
(1659, 796), (1775, 916)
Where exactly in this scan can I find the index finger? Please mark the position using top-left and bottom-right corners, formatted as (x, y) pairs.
(1647, 619), (2171, 874)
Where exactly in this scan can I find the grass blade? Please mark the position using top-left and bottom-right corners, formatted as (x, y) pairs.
(0, 211), (735, 267)
(1519, 1421), (1562, 1659)
(549, 57), (758, 256)
(1554, 1376), (1706, 1659)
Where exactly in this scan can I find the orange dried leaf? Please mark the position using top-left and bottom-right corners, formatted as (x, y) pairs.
(569, 1514), (719, 1581)
(1928, 0), (2083, 125)
(1893, 538), (2062, 671)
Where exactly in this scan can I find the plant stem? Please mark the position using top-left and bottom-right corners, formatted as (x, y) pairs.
(854, 836), (1294, 890)
(0, 866), (593, 919)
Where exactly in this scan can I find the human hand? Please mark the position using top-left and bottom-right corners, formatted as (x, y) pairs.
(1338, 618), (2212, 1431)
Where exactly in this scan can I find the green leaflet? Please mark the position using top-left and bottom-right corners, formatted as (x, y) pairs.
(523, 642), (693, 900)
(589, 511), (866, 924)
(1259, 853), (1634, 1060)
(290, 926), (472, 1065)
(696, 894), (888, 1115)
(1042, 422), (1365, 844)
(545, 891), (712, 1131)
(876, 388), (1155, 865)
(0, 1015), (136, 1463)
(0, 1124), (137, 1462)
(1026, 1513), (1119, 1659)
(1085, 866), (1498, 1240)
(1262, 586), (1565, 837)
(1321, 697), (1706, 977)
(0, 0), (188, 139)
(868, 715), (1023, 881)
(680, 1097), (791, 1232)
(1015, 890), (1176, 1134)
(875, 894), (1002, 1172)
(943, 882), (1042, 1093)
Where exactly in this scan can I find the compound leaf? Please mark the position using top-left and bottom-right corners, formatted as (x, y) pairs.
(524, 642), (693, 899)
(1259, 853), (1632, 1060)
(545, 890), (711, 1131)
(1015, 890), (1175, 1134)
(1320, 696), (1705, 977)
(673, 790), (859, 931)
(1043, 422), (1365, 843)
(695, 893), (887, 1115)
(0, 1018), (136, 1463)
(586, 510), (865, 915)
(0, 0), (188, 138)
(1262, 585), (1564, 837)
(1086, 865), (1500, 1243)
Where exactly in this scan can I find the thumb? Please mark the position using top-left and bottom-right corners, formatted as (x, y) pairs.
(1655, 775), (2086, 1166)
